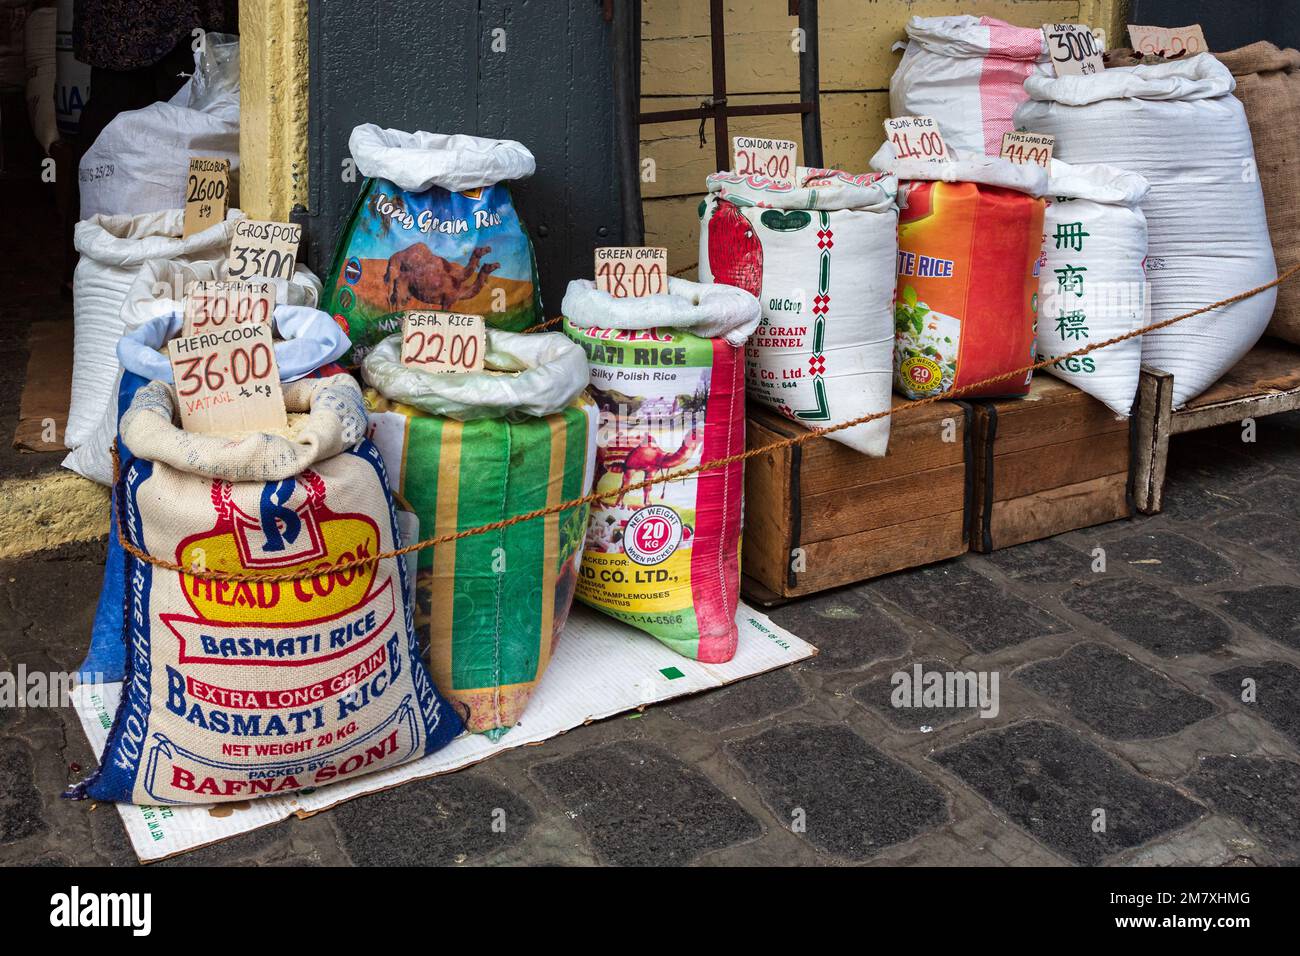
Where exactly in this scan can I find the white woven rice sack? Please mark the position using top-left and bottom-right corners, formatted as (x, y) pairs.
(890, 15), (1051, 159)
(1017, 55), (1277, 408)
(1038, 160), (1151, 417)
(700, 168), (898, 456)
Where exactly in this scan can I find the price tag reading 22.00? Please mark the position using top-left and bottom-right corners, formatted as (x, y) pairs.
(401, 311), (485, 374)
(884, 116), (950, 162)
(226, 220), (301, 281)
(594, 247), (667, 298)
(167, 323), (287, 434)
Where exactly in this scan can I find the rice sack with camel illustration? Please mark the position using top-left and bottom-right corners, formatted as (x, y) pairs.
(362, 330), (597, 738)
(323, 125), (543, 364)
(562, 277), (762, 663)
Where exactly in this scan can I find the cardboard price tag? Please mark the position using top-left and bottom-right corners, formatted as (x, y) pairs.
(732, 136), (797, 185)
(401, 311), (486, 374)
(167, 323), (287, 434)
(594, 247), (668, 299)
(182, 157), (230, 238)
(883, 116), (950, 162)
(1127, 24), (1207, 57)
(182, 280), (276, 338)
(1000, 131), (1055, 168)
(226, 220), (301, 281)
(1043, 23), (1104, 76)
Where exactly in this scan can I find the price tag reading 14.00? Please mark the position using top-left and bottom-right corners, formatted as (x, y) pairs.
(884, 116), (950, 162)
(595, 247), (667, 298)
(401, 311), (486, 374)
(167, 323), (287, 434)
(226, 220), (302, 281)
(181, 279), (276, 338)
(1043, 23), (1104, 76)
(733, 136), (797, 185)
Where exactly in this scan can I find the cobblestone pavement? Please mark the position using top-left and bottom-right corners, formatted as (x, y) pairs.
(2, 181), (1299, 867)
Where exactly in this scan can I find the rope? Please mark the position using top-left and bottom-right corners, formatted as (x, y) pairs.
(113, 261), (1300, 583)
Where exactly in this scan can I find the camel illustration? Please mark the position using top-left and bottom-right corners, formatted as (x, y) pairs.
(383, 242), (500, 309)
(601, 429), (705, 508)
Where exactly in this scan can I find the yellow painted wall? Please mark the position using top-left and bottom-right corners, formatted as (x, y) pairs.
(641, 0), (1127, 277)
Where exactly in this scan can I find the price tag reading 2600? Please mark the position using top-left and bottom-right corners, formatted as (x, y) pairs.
(401, 311), (486, 374)
(594, 247), (667, 299)
(167, 323), (287, 434)
(884, 116), (950, 162)
(732, 137), (797, 186)
(226, 220), (301, 281)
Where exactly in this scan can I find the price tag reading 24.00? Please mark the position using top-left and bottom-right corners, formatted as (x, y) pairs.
(594, 247), (667, 299)
(226, 220), (302, 281)
(401, 311), (485, 374)
(167, 323), (287, 434)
(884, 116), (950, 162)
(1043, 23), (1104, 76)
(733, 137), (797, 185)
(181, 279), (276, 338)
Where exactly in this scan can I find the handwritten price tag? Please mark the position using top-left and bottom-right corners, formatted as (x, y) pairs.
(1044, 23), (1104, 76)
(182, 280), (276, 338)
(732, 136), (797, 185)
(182, 157), (230, 238)
(401, 311), (486, 374)
(226, 220), (301, 282)
(167, 323), (287, 434)
(594, 247), (668, 298)
(884, 116), (950, 162)
(1000, 131), (1055, 168)
(1127, 24), (1207, 57)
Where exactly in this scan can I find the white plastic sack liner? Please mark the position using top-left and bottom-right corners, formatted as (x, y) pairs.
(890, 15), (1051, 159)
(562, 275), (761, 347)
(869, 141), (1050, 195)
(698, 169), (898, 456)
(1016, 55), (1277, 408)
(23, 5), (56, 152)
(361, 329), (589, 421)
(349, 124), (536, 193)
(1037, 160), (1151, 417)
(67, 208), (243, 450)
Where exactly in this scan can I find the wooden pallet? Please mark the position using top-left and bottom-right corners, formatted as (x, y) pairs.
(740, 398), (972, 605)
(969, 375), (1134, 552)
(1133, 339), (1300, 514)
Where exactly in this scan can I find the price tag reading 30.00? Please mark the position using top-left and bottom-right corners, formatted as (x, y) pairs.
(401, 311), (486, 374)
(884, 116), (950, 162)
(182, 280), (276, 338)
(167, 323), (287, 434)
(594, 247), (668, 299)
(1043, 23), (1104, 76)
(226, 220), (302, 282)
(732, 136), (797, 185)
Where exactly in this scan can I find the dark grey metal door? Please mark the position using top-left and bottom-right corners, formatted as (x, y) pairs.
(305, 0), (621, 316)
(1127, 0), (1300, 51)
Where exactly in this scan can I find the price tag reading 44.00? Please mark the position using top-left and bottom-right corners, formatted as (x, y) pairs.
(401, 311), (486, 374)
(226, 220), (302, 281)
(1000, 131), (1055, 168)
(167, 323), (287, 434)
(732, 136), (797, 185)
(181, 279), (276, 338)
(1043, 23), (1104, 76)
(884, 116), (950, 162)
(594, 247), (667, 299)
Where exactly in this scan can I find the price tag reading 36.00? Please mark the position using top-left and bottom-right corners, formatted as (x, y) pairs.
(884, 116), (950, 162)
(167, 323), (287, 434)
(1000, 131), (1055, 168)
(732, 137), (797, 185)
(226, 220), (302, 282)
(1043, 23), (1104, 76)
(401, 311), (486, 374)
(594, 247), (667, 299)
(181, 280), (276, 338)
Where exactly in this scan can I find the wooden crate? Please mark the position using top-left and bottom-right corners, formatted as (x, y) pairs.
(741, 397), (972, 604)
(970, 375), (1134, 552)
(1133, 340), (1300, 514)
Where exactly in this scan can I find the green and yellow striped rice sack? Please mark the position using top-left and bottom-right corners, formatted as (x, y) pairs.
(365, 391), (598, 738)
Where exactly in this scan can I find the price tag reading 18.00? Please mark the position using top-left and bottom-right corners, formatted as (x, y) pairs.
(1043, 23), (1104, 76)
(226, 220), (302, 282)
(401, 311), (485, 374)
(1000, 131), (1055, 168)
(182, 157), (230, 238)
(732, 136), (797, 185)
(1127, 23), (1207, 57)
(884, 116), (950, 162)
(167, 323), (287, 434)
(181, 279), (276, 338)
(594, 247), (668, 299)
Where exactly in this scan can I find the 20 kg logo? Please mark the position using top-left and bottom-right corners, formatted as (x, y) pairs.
(622, 506), (683, 566)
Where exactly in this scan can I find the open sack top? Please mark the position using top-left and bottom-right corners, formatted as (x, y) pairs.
(898, 14), (1047, 59)
(349, 124), (536, 193)
(705, 167), (897, 213)
(120, 375), (367, 483)
(124, 257), (323, 326)
(1047, 159), (1150, 206)
(1024, 52), (1235, 105)
(870, 141), (1049, 196)
(117, 306), (349, 385)
(562, 276), (762, 348)
(73, 207), (244, 267)
(1215, 41), (1300, 77)
(362, 329), (588, 421)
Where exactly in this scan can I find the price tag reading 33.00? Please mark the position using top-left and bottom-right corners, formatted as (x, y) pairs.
(167, 323), (287, 434)
(401, 311), (486, 374)
(226, 220), (302, 282)
(594, 247), (667, 299)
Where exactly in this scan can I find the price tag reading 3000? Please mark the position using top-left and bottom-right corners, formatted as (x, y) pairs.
(732, 136), (797, 186)
(182, 279), (276, 338)
(401, 311), (486, 374)
(167, 323), (287, 434)
(594, 247), (667, 299)
(1044, 23), (1104, 76)
(226, 220), (302, 282)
